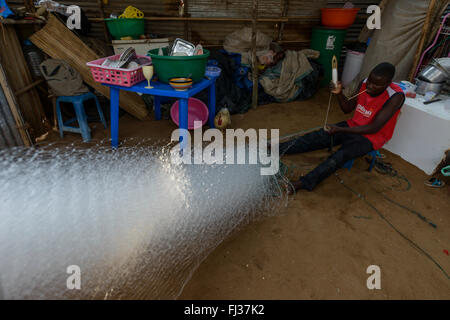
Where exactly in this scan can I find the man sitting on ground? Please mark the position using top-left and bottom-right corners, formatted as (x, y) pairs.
(280, 62), (405, 192)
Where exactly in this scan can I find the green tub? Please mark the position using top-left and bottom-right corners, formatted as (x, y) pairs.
(147, 47), (210, 83)
(105, 18), (145, 40)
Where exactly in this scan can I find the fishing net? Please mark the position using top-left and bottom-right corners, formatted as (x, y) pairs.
(0, 139), (287, 299)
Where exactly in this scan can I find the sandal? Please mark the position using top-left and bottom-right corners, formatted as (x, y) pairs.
(441, 165), (450, 177)
(424, 177), (445, 188)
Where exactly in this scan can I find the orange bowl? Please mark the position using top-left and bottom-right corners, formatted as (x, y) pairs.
(321, 8), (360, 29)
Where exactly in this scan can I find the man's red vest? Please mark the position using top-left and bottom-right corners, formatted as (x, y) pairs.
(347, 80), (403, 150)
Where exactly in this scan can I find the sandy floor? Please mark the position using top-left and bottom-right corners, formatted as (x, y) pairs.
(45, 88), (450, 299)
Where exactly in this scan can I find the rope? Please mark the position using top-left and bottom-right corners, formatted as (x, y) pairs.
(335, 173), (449, 280)
(276, 146), (449, 280)
(323, 92), (333, 130)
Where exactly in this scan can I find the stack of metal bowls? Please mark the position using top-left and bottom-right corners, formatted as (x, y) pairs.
(415, 58), (450, 95)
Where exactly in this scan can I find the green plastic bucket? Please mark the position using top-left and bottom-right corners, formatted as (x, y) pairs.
(147, 47), (210, 83)
(311, 28), (347, 87)
(105, 18), (145, 40)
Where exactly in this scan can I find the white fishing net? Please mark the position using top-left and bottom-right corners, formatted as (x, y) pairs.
(0, 140), (287, 299)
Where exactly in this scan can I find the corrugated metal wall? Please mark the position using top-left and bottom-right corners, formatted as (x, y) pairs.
(9, 0), (380, 48)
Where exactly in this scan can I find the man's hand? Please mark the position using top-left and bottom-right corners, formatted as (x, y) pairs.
(324, 124), (342, 135)
(330, 81), (343, 95)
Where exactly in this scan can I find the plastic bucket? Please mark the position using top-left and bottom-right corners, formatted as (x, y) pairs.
(311, 28), (346, 87)
(105, 18), (145, 40)
(147, 48), (210, 83)
(321, 8), (360, 29)
(341, 50), (365, 86)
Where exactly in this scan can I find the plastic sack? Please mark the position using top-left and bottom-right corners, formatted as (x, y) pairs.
(0, 0), (14, 18)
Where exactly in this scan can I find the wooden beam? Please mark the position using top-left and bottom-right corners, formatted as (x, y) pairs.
(251, 0), (258, 109)
(89, 17), (289, 22)
(0, 63), (32, 147)
(409, 0), (438, 81)
(0, 18), (44, 25)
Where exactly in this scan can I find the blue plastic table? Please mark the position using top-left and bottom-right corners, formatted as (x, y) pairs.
(104, 77), (216, 148)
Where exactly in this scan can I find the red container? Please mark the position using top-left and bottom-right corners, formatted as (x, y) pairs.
(86, 54), (152, 87)
(321, 8), (360, 29)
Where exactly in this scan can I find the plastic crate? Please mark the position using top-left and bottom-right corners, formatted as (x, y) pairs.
(86, 54), (151, 87)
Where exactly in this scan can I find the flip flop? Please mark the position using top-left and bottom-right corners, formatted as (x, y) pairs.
(424, 177), (445, 188)
(441, 165), (450, 177)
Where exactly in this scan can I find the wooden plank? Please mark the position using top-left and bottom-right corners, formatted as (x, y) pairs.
(0, 63), (32, 147)
(30, 14), (149, 120)
(0, 24), (47, 140)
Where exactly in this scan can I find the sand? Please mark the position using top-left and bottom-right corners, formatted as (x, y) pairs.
(43, 88), (450, 299)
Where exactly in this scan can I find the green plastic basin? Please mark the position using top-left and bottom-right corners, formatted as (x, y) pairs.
(105, 18), (145, 40)
(147, 47), (210, 83)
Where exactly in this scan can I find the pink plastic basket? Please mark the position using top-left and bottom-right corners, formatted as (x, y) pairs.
(86, 54), (152, 87)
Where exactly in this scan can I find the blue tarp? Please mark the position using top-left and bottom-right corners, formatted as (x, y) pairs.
(1, 0), (14, 18)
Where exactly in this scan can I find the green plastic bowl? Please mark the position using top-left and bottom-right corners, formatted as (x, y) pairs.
(105, 18), (145, 40)
(147, 47), (210, 83)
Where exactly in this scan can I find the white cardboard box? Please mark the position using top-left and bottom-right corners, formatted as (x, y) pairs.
(112, 38), (170, 56)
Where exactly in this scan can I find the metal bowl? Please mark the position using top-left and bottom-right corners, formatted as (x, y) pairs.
(418, 64), (449, 83)
(415, 78), (444, 95)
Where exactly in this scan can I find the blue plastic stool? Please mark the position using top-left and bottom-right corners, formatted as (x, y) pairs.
(56, 92), (107, 142)
(343, 150), (380, 172)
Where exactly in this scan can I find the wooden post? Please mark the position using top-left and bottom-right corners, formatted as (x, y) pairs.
(183, 0), (192, 42)
(278, 0), (289, 41)
(408, 0), (437, 81)
(251, 0), (258, 109)
(0, 63), (32, 146)
(97, 0), (111, 46)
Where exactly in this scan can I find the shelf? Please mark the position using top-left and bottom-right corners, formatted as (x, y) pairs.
(0, 18), (45, 25)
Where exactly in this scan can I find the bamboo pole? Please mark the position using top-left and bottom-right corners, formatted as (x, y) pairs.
(251, 0), (258, 109)
(277, 0), (289, 41)
(408, 0), (437, 82)
(0, 64), (32, 146)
